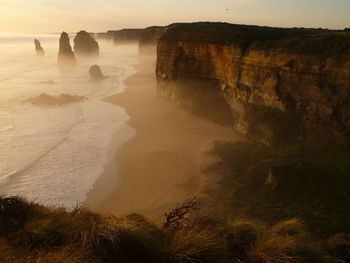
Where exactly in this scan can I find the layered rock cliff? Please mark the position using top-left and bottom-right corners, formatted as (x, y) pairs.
(95, 30), (117, 40)
(139, 26), (167, 57)
(156, 23), (350, 145)
(112, 29), (144, 44)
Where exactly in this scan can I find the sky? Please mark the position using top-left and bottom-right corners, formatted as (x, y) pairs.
(0, 0), (349, 33)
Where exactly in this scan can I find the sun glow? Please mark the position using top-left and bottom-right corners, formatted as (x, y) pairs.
(0, 0), (349, 33)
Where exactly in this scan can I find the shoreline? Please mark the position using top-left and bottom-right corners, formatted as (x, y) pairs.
(86, 61), (240, 218)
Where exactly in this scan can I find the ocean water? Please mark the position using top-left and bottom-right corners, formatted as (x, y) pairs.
(0, 33), (137, 207)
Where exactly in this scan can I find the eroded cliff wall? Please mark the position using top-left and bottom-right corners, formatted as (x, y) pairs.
(139, 26), (168, 57)
(156, 23), (350, 145)
(113, 29), (144, 44)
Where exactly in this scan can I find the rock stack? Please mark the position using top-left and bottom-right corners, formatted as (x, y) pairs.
(74, 31), (99, 57)
(57, 32), (75, 66)
(34, 39), (44, 56)
(89, 65), (106, 81)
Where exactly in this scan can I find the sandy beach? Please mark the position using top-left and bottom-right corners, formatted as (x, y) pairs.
(86, 61), (239, 218)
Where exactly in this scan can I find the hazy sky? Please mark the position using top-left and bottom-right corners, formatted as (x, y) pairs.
(0, 0), (349, 33)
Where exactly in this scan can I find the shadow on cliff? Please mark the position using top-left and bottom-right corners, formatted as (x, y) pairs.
(157, 46), (234, 127)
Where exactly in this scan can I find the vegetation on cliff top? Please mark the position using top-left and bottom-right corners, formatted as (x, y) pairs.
(160, 22), (350, 56)
(1, 196), (349, 263)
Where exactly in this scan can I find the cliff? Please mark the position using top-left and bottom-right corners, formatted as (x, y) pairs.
(95, 31), (113, 40)
(156, 22), (350, 146)
(112, 29), (144, 44)
(139, 26), (167, 57)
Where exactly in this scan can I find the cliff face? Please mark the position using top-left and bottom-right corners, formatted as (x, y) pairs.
(139, 26), (167, 57)
(156, 23), (350, 145)
(113, 29), (144, 44)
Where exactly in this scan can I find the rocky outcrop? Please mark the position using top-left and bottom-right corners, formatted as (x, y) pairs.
(113, 29), (144, 44)
(34, 39), (44, 56)
(28, 93), (84, 106)
(156, 23), (350, 146)
(74, 31), (99, 56)
(139, 26), (167, 58)
(89, 65), (106, 81)
(58, 32), (75, 66)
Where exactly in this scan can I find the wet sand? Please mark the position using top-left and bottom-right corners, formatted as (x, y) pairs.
(86, 62), (239, 218)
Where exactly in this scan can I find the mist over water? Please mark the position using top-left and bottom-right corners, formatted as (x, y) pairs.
(0, 33), (137, 207)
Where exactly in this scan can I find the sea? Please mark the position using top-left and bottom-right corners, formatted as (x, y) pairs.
(0, 33), (137, 208)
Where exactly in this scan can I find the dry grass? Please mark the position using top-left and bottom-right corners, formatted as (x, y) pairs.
(221, 219), (264, 261)
(324, 233), (350, 262)
(0, 196), (347, 262)
(169, 225), (227, 263)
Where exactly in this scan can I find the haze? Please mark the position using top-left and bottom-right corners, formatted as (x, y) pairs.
(0, 0), (349, 33)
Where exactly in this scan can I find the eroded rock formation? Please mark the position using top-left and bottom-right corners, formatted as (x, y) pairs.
(156, 23), (350, 146)
(113, 29), (144, 44)
(139, 26), (167, 59)
(28, 93), (84, 106)
(58, 32), (75, 66)
(74, 31), (99, 56)
(89, 65), (106, 81)
(34, 39), (44, 56)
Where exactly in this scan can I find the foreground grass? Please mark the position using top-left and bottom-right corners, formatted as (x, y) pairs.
(0, 196), (349, 262)
(207, 141), (350, 239)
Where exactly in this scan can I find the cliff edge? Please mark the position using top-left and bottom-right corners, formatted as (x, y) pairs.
(113, 29), (144, 44)
(156, 22), (350, 146)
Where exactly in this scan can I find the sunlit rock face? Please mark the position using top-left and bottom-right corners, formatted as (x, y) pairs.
(156, 22), (350, 146)
(89, 65), (106, 81)
(57, 32), (75, 66)
(74, 30), (99, 57)
(34, 39), (44, 56)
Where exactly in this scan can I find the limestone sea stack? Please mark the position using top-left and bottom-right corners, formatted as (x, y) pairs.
(74, 31), (99, 57)
(34, 39), (44, 56)
(57, 32), (75, 66)
(89, 65), (106, 81)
